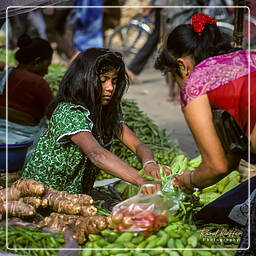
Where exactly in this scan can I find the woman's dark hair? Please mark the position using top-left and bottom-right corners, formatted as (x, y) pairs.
(47, 48), (129, 141)
(155, 22), (234, 76)
(15, 34), (53, 64)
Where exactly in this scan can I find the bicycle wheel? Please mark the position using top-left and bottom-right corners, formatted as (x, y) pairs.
(106, 23), (150, 62)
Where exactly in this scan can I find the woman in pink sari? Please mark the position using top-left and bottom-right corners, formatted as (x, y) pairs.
(155, 13), (256, 194)
(155, 14), (256, 251)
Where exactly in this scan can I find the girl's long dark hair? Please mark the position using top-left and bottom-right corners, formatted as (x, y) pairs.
(47, 48), (129, 141)
(155, 22), (235, 76)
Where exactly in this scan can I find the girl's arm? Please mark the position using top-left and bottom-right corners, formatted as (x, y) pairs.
(117, 123), (172, 178)
(70, 131), (161, 194)
(174, 94), (240, 193)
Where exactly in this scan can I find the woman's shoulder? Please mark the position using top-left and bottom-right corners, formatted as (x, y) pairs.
(180, 50), (255, 108)
(12, 67), (48, 84)
(197, 49), (255, 69)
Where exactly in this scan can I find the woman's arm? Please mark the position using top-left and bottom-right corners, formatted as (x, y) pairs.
(117, 123), (172, 178)
(70, 130), (161, 194)
(174, 95), (238, 193)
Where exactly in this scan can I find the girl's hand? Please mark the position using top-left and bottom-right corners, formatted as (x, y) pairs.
(144, 163), (172, 179)
(173, 170), (194, 194)
(139, 180), (162, 194)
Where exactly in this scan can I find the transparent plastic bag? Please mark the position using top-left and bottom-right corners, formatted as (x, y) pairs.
(111, 184), (179, 232)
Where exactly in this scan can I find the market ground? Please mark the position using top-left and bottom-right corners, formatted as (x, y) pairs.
(123, 66), (199, 159)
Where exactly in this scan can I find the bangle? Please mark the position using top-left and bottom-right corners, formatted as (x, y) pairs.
(189, 171), (200, 192)
(143, 160), (156, 169)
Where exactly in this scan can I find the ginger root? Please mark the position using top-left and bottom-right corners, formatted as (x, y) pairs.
(39, 212), (79, 233)
(73, 216), (108, 244)
(12, 179), (45, 196)
(0, 201), (36, 217)
(44, 187), (93, 205)
(39, 213), (108, 245)
(75, 216), (108, 234)
(19, 197), (47, 209)
(80, 205), (97, 217)
(0, 187), (21, 202)
(42, 188), (95, 215)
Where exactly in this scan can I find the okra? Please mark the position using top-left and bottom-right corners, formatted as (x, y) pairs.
(115, 232), (134, 243)
(155, 230), (168, 247)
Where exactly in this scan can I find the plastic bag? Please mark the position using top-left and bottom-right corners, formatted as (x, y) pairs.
(111, 184), (179, 232)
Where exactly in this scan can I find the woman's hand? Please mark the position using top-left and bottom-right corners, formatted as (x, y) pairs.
(173, 170), (194, 194)
(144, 163), (172, 179)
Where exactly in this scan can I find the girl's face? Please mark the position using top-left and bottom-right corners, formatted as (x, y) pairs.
(100, 70), (118, 106)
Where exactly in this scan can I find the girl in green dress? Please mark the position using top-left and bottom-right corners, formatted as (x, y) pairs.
(23, 48), (169, 195)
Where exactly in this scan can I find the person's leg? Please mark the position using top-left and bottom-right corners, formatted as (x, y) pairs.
(127, 9), (161, 83)
(166, 72), (176, 101)
(27, 10), (48, 40)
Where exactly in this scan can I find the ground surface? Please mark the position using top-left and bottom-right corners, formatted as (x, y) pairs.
(123, 66), (199, 158)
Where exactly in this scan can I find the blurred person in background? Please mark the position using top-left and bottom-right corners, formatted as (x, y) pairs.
(125, 1), (161, 85)
(70, 0), (104, 62)
(0, 34), (53, 144)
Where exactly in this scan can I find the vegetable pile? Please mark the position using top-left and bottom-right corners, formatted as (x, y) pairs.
(0, 224), (66, 256)
(0, 61), (244, 254)
(0, 178), (111, 245)
(44, 64), (67, 96)
(0, 48), (16, 66)
(81, 215), (241, 256)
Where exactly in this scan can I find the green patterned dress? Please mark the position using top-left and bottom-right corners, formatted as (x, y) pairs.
(22, 102), (97, 194)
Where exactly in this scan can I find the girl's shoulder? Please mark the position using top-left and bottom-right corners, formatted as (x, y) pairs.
(54, 102), (91, 115)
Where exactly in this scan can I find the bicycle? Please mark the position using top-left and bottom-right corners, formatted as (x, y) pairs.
(106, 11), (156, 62)
(106, 5), (235, 62)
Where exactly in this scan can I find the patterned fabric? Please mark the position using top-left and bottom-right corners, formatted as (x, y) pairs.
(22, 102), (95, 194)
(236, 193), (256, 255)
(180, 50), (256, 108)
(73, 0), (104, 51)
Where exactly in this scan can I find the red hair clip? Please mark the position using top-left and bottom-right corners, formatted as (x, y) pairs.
(191, 13), (217, 34)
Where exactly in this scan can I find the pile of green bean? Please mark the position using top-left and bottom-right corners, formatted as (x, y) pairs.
(45, 64), (67, 96)
(0, 225), (66, 256)
(0, 48), (16, 66)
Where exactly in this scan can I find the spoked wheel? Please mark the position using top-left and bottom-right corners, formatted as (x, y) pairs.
(106, 23), (151, 63)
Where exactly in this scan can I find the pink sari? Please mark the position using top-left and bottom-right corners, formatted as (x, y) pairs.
(180, 50), (256, 109)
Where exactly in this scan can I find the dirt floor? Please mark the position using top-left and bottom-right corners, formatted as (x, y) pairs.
(123, 66), (199, 159)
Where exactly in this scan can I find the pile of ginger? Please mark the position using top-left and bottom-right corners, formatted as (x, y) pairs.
(0, 179), (112, 244)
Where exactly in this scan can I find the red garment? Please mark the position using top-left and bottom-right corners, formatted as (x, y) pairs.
(207, 71), (256, 135)
(0, 67), (53, 124)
